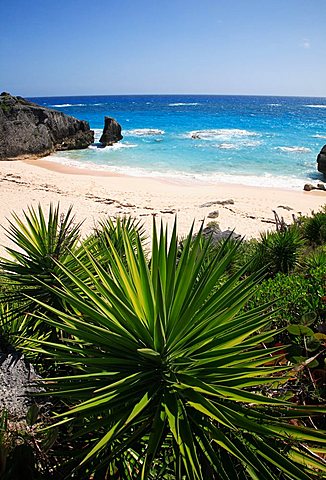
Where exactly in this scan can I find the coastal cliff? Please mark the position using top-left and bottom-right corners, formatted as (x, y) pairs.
(0, 92), (94, 159)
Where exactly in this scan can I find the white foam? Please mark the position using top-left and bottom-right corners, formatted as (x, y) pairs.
(268, 103), (281, 107)
(217, 143), (235, 149)
(51, 103), (87, 107)
(169, 102), (200, 106)
(312, 134), (326, 139)
(187, 129), (259, 141)
(45, 154), (307, 190)
(275, 146), (311, 153)
(124, 128), (165, 136)
(304, 104), (326, 109)
(88, 142), (137, 151)
(216, 140), (262, 149)
(51, 104), (73, 107)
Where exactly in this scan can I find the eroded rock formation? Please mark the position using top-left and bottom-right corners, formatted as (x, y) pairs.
(317, 145), (326, 176)
(99, 116), (123, 146)
(0, 92), (94, 159)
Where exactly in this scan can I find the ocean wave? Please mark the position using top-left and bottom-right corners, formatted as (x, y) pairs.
(274, 146), (311, 153)
(217, 143), (235, 150)
(187, 128), (259, 140)
(124, 128), (165, 136)
(51, 103), (87, 107)
(268, 103), (281, 107)
(216, 140), (262, 149)
(169, 102), (200, 106)
(304, 104), (326, 109)
(312, 134), (326, 139)
(88, 142), (137, 151)
(45, 154), (306, 190)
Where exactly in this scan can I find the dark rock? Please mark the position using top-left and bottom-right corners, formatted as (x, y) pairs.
(317, 145), (326, 176)
(99, 116), (123, 146)
(202, 222), (241, 243)
(303, 183), (326, 192)
(208, 210), (219, 219)
(0, 352), (43, 419)
(0, 93), (94, 159)
(277, 205), (293, 211)
(200, 199), (234, 208)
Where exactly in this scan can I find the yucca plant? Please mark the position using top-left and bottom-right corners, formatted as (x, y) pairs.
(303, 211), (326, 245)
(250, 227), (304, 276)
(0, 302), (49, 358)
(80, 216), (147, 273)
(31, 221), (326, 479)
(0, 203), (82, 321)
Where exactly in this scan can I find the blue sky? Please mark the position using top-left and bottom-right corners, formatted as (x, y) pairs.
(1, 0), (325, 97)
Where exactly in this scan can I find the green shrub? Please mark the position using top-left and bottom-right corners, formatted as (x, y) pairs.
(26, 220), (326, 479)
(250, 227), (304, 276)
(303, 212), (326, 245)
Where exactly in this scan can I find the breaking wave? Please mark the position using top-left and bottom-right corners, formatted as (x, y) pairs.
(274, 146), (311, 153)
(124, 128), (165, 136)
(216, 140), (262, 149)
(304, 104), (326, 109)
(169, 102), (200, 106)
(46, 154), (308, 190)
(51, 103), (87, 107)
(186, 129), (259, 140)
(88, 142), (137, 151)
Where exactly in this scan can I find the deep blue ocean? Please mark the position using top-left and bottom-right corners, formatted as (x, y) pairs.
(30, 95), (326, 189)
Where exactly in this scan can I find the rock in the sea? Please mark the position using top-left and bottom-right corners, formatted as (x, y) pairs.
(0, 92), (94, 159)
(99, 116), (123, 146)
(317, 144), (326, 176)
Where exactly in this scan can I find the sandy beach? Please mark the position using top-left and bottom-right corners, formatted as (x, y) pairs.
(0, 157), (325, 253)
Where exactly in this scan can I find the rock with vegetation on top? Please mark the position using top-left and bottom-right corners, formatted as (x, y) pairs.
(99, 116), (123, 146)
(317, 144), (326, 176)
(0, 92), (94, 159)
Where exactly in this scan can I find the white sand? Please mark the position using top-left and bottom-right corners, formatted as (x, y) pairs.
(0, 158), (325, 253)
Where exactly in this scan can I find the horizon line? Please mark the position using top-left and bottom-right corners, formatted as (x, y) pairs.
(25, 92), (326, 99)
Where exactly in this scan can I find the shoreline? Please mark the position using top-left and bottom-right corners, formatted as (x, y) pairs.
(0, 157), (325, 254)
(24, 155), (326, 191)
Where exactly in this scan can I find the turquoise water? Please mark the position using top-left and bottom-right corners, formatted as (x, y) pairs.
(31, 95), (326, 189)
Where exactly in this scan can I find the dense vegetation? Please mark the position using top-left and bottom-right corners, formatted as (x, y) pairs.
(0, 204), (325, 479)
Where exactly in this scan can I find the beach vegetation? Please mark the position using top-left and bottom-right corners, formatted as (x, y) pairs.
(301, 209), (326, 245)
(0, 204), (326, 478)
(250, 226), (304, 276)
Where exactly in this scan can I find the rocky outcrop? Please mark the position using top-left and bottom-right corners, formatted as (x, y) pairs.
(304, 183), (326, 192)
(99, 116), (123, 146)
(317, 145), (326, 176)
(202, 223), (241, 243)
(0, 352), (42, 419)
(0, 92), (94, 159)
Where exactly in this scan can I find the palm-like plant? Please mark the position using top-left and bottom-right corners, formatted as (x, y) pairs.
(0, 203), (82, 319)
(32, 221), (326, 479)
(81, 216), (147, 272)
(251, 227), (304, 276)
(303, 211), (326, 245)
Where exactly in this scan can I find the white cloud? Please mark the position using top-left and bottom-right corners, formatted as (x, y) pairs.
(301, 39), (311, 49)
